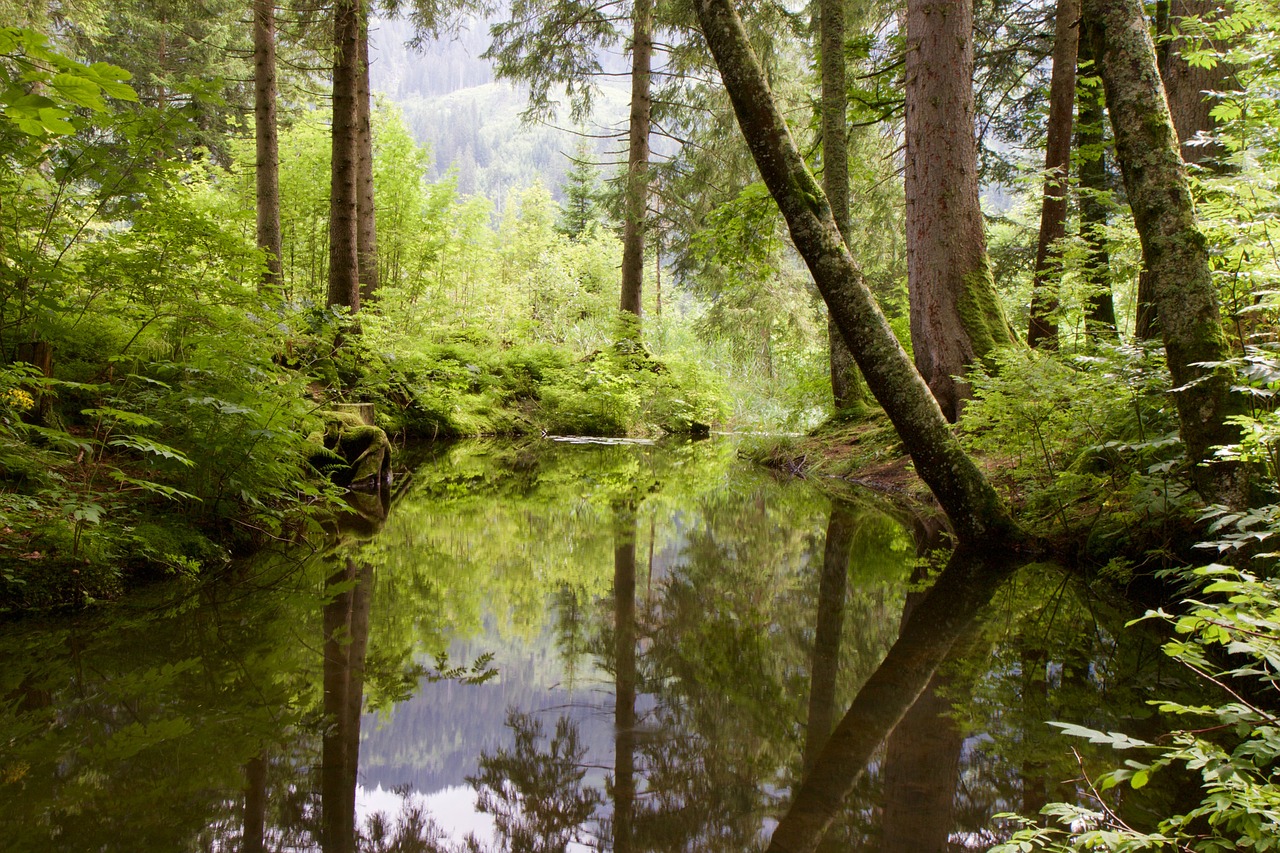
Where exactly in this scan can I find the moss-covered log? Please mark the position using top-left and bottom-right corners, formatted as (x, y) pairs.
(1082, 0), (1245, 502)
(692, 0), (1021, 546)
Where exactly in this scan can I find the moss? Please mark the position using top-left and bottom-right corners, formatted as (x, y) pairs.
(958, 256), (1017, 363)
(306, 411), (393, 489)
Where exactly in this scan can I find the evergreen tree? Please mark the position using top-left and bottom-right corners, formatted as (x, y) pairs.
(557, 143), (605, 241)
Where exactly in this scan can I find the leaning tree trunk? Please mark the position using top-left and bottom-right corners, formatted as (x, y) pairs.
(1077, 33), (1118, 342)
(327, 0), (361, 315)
(820, 0), (867, 411)
(356, 17), (379, 304)
(693, 0), (1021, 546)
(905, 0), (1016, 421)
(618, 0), (653, 331)
(252, 0), (282, 288)
(1082, 0), (1244, 502)
(1026, 0), (1080, 350)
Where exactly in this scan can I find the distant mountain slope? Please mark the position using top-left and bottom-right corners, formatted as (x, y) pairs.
(370, 16), (630, 210)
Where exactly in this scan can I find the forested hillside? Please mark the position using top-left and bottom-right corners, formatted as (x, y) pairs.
(3, 0), (1280, 847)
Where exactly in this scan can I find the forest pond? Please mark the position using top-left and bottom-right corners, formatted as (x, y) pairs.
(0, 438), (1188, 851)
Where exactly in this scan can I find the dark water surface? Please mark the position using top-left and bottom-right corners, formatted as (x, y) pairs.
(0, 439), (1188, 851)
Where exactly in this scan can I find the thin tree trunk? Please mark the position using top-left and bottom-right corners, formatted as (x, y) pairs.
(1027, 0), (1081, 350)
(803, 502), (855, 773)
(253, 0), (281, 289)
(1077, 34), (1118, 342)
(820, 0), (866, 410)
(693, 0), (1021, 545)
(619, 0), (653, 330)
(356, 18), (378, 304)
(1082, 0), (1244, 502)
(327, 0), (361, 315)
(905, 0), (1016, 421)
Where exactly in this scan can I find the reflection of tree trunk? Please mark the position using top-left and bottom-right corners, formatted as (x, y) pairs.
(881, 565), (964, 853)
(242, 754), (268, 853)
(321, 558), (374, 853)
(1019, 646), (1050, 816)
(803, 503), (856, 772)
(766, 547), (1020, 853)
(613, 521), (637, 853)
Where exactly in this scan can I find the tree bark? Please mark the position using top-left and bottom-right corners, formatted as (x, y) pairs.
(619, 0), (653, 328)
(693, 0), (1021, 546)
(1076, 34), (1118, 342)
(1082, 0), (1243, 500)
(327, 0), (361, 315)
(356, 18), (378, 304)
(1159, 0), (1235, 167)
(905, 0), (1016, 421)
(820, 0), (867, 411)
(252, 0), (282, 288)
(1026, 0), (1080, 350)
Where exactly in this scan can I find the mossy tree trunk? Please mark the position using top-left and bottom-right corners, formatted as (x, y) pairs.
(327, 0), (361, 315)
(618, 0), (653, 329)
(819, 0), (867, 411)
(1026, 0), (1080, 350)
(252, 0), (281, 288)
(693, 0), (1021, 546)
(1082, 0), (1244, 501)
(904, 0), (1016, 421)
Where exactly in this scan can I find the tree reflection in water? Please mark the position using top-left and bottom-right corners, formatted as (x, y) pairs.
(0, 440), (1201, 852)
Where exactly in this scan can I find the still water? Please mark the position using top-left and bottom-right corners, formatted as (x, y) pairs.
(0, 438), (1187, 851)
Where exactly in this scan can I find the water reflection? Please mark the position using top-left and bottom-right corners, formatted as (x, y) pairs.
(0, 438), (1201, 851)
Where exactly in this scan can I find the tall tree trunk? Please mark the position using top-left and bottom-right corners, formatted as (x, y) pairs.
(1027, 0), (1081, 350)
(1160, 0), (1235, 167)
(693, 0), (1021, 545)
(619, 0), (653, 330)
(820, 0), (867, 411)
(905, 0), (1016, 421)
(253, 0), (281, 288)
(1081, 0), (1244, 502)
(356, 18), (378, 304)
(1077, 34), (1118, 342)
(803, 502), (855, 773)
(327, 0), (361, 315)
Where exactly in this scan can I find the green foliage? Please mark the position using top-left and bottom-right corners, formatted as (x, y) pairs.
(992, 563), (1280, 853)
(961, 344), (1187, 544)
